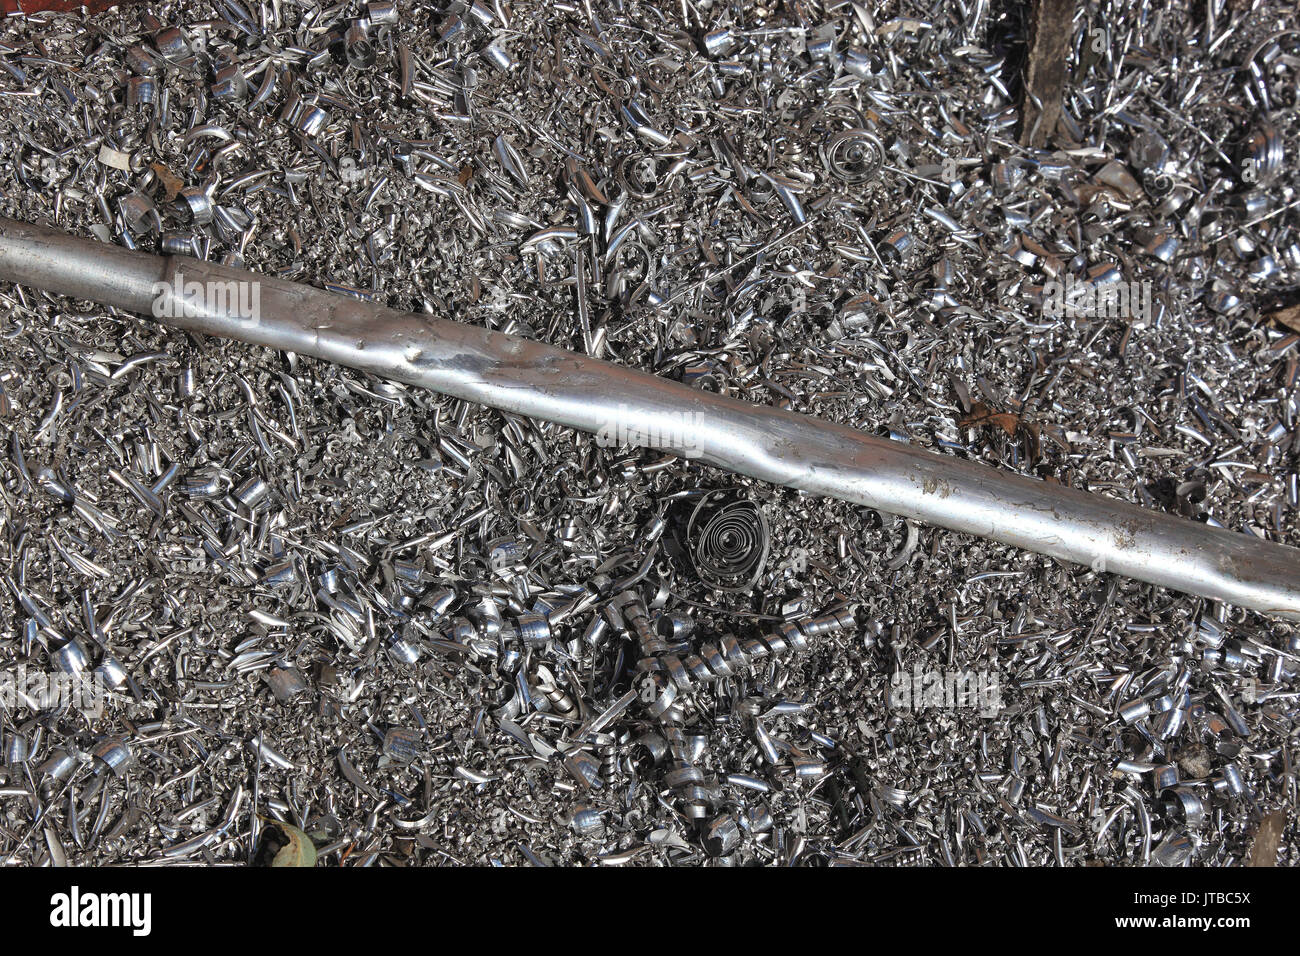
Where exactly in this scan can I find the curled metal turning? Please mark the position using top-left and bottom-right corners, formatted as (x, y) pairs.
(623, 593), (856, 828)
(625, 590), (855, 707)
(687, 493), (770, 593)
(655, 608), (856, 695)
(822, 128), (885, 183)
(1242, 122), (1284, 182)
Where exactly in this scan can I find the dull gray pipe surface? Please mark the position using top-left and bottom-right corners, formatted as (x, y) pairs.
(1, 216), (1298, 619)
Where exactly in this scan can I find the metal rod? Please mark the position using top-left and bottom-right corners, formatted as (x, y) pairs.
(2, 216), (1298, 619)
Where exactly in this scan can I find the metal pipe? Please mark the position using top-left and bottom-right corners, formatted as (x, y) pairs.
(2, 216), (1298, 619)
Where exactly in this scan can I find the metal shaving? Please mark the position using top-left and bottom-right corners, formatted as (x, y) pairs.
(0, 0), (1298, 866)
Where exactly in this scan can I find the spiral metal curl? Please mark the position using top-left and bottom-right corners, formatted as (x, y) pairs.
(822, 129), (885, 184)
(618, 589), (856, 830)
(687, 493), (770, 592)
(655, 608), (856, 695)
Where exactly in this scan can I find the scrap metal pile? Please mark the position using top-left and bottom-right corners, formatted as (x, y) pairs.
(0, 0), (1298, 865)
